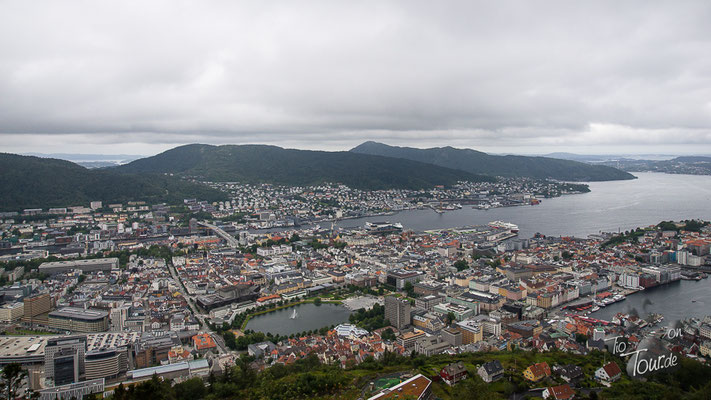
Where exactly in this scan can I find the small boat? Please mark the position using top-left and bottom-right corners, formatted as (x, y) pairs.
(290, 309), (298, 319)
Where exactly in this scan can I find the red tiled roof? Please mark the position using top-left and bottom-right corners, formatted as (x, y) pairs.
(548, 384), (575, 400)
(602, 361), (622, 378)
(192, 333), (216, 350)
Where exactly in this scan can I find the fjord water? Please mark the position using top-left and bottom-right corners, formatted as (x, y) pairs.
(590, 278), (711, 325)
(332, 172), (711, 239)
(329, 172), (711, 323)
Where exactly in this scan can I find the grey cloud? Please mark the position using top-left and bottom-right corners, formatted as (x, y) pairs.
(1, 1), (710, 154)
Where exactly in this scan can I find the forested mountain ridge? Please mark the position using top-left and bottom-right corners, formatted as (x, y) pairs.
(116, 144), (493, 189)
(351, 141), (636, 181)
(0, 153), (226, 211)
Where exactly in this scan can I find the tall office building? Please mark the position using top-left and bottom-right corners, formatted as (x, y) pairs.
(53, 349), (80, 386)
(23, 293), (52, 324)
(385, 295), (411, 330)
(44, 336), (87, 386)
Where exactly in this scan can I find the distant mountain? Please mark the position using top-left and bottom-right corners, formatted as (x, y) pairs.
(601, 156), (711, 176)
(76, 161), (126, 169)
(544, 152), (680, 162)
(351, 142), (635, 181)
(0, 153), (226, 211)
(543, 152), (619, 163)
(24, 152), (143, 163)
(22, 153), (144, 169)
(116, 144), (492, 189)
(672, 156), (711, 163)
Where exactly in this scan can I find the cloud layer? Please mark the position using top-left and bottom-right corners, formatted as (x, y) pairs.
(1, 1), (710, 154)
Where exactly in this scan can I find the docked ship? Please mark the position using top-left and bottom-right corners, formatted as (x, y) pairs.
(365, 221), (404, 234)
(488, 221), (520, 233)
(600, 294), (626, 306)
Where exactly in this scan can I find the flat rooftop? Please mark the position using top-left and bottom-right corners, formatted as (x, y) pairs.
(39, 258), (118, 270)
(0, 336), (48, 358)
(49, 307), (109, 321)
(369, 374), (431, 400)
(87, 332), (141, 352)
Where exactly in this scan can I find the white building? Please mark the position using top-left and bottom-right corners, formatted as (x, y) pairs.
(618, 272), (640, 289)
(334, 324), (369, 338)
(256, 245), (292, 257)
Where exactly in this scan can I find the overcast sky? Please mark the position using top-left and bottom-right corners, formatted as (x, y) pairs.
(1, 1), (710, 156)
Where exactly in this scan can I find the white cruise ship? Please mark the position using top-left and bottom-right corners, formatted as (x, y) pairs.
(488, 221), (519, 233)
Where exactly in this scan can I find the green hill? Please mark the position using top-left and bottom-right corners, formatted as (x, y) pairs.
(116, 144), (493, 189)
(0, 153), (226, 211)
(97, 349), (711, 400)
(351, 141), (636, 181)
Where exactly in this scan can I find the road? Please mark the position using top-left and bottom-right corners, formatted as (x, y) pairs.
(510, 388), (544, 400)
(168, 260), (229, 354)
(198, 221), (240, 248)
